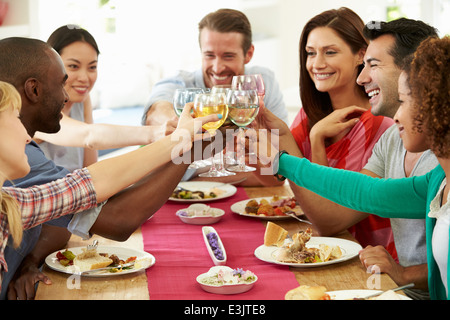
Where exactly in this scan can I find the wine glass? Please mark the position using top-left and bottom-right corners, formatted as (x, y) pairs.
(225, 89), (259, 172)
(173, 88), (204, 116)
(231, 74), (265, 99)
(193, 93), (229, 177)
(210, 85), (236, 176)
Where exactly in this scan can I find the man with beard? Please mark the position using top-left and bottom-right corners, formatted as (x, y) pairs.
(264, 18), (438, 299)
(142, 9), (288, 187)
(0, 37), (194, 299)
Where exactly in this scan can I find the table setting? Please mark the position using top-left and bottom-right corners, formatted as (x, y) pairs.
(34, 74), (405, 301)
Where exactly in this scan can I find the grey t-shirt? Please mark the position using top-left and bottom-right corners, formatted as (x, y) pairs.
(364, 125), (438, 267)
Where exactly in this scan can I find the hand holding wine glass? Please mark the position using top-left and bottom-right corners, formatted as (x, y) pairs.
(193, 93), (229, 177)
(225, 89), (259, 172)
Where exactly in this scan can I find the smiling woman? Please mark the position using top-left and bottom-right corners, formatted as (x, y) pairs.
(289, 7), (396, 258)
(38, 25), (101, 171)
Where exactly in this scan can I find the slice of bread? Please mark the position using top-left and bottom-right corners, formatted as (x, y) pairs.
(264, 222), (288, 247)
(73, 248), (113, 272)
(285, 285), (328, 300)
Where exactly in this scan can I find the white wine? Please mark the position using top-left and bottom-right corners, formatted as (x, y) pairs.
(194, 104), (228, 132)
(227, 104), (259, 127)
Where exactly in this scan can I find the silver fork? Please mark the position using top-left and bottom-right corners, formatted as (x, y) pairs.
(284, 212), (313, 225)
(87, 239), (98, 250)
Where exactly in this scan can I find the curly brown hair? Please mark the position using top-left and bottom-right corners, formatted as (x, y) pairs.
(406, 36), (450, 158)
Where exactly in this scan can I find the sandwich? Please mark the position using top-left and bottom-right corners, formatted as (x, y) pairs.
(264, 222), (288, 247)
(73, 248), (113, 272)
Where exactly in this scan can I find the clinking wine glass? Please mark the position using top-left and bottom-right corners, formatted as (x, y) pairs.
(193, 93), (229, 177)
(225, 89), (259, 172)
(173, 88), (204, 117)
(210, 85), (236, 175)
(231, 74), (265, 100)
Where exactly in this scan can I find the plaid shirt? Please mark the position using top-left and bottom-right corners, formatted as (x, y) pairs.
(0, 168), (98, 288)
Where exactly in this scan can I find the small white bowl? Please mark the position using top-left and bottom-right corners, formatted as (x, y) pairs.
(196, 266), (258, 295)
(202, 226), (227, 265)
(176, 204), (225, 225)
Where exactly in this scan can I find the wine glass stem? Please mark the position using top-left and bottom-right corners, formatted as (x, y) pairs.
(238, 127), (246, 170)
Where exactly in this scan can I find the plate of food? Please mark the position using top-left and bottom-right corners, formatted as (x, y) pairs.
(170, 181), (237, 202)
(326, 290), (411, 300)
(254, 223), (362, 268)
(230, 196), (305, 220)
(45, 245), (155, 277)
(196, 266), (257, 295)
(176, 204), (225, 225)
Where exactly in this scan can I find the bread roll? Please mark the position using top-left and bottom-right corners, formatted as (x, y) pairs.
(73, 248), (113, 272)
(285, 285), (328, 300)
(264, 222), (288, 247)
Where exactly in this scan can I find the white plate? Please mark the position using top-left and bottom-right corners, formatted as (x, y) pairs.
(169, 181), (237, 202)
(327, 290), (411, 300)
(231, 197), (305, 220)
(202, 226), (227, 265)
(45, 246), (155, 277)
(196, 266), (257, 295)
(254, 237), (362, 268)
(176, 204), (225, 225)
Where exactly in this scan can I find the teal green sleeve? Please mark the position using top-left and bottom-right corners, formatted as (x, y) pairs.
(278, 154), (429, 219)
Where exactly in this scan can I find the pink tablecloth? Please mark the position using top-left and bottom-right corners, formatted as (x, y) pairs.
(141, 187), (299, 300)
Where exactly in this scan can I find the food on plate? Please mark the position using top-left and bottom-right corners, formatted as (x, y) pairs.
(177, 204), (222, 218)
(171, 187), (224, 199)
(285, 285), (330, 300)
(206, 232), (225, 260)
(199, 267), (256, 286)
(271, 228), (343, 264)
(264, 222), (288, 247)
(73, 248), (113, 272)
(56, 248), (137, 273)
(244, 196), (302, 217)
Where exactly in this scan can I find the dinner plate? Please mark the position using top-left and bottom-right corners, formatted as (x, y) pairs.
(45, 246), (155, 277)
(231, 197), (305, 220)
(326, 290), (411, 300)
(254, 237), (362, 268)
(169, 181), (237, 202)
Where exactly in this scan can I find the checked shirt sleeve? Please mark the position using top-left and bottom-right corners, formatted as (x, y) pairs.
(2, 168), (98, 230)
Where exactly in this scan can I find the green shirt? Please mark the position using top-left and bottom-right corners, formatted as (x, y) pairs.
(278, 154), (447, 300)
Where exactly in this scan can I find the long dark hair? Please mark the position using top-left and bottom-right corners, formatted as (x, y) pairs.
(47, 25), (100, 55)
(299, 7), (367, 126)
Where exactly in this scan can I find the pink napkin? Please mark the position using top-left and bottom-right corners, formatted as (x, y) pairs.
(141, 187), (299, 300)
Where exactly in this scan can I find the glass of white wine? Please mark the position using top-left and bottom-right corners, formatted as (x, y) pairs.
(173, 88), (204, 116)
(210, 85), (236, 176)
(193, 92), (229, 178)
(225, 89), (259, 172)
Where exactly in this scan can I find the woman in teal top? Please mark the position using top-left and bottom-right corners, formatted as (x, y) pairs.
(270, 37), (449, 299)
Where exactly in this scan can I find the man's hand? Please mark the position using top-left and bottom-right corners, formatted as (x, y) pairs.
(7, 265), (52, 300)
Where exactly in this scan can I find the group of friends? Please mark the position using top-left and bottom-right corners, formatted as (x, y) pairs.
(0, 7), (448, 300)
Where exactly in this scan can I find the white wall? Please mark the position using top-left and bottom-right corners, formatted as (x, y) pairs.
(3, 0), (447, 115)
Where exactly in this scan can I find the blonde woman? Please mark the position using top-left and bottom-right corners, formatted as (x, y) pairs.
(0, 81), (220, 290)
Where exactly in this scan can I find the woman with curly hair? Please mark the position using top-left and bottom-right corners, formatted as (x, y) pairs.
(264, 36), (449, 299)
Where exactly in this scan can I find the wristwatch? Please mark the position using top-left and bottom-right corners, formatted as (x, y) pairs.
(273, 150), (289, 181)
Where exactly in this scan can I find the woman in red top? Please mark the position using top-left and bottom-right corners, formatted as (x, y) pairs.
(290, 8), (396, 258)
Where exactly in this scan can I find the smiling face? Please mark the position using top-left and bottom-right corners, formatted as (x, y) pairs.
(305, 27), (364, 96)
(59, 41), (98, 104)
(357, 35), (402, 118)
(200, 28), (254, 88)
(393, 72), (428, 153)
